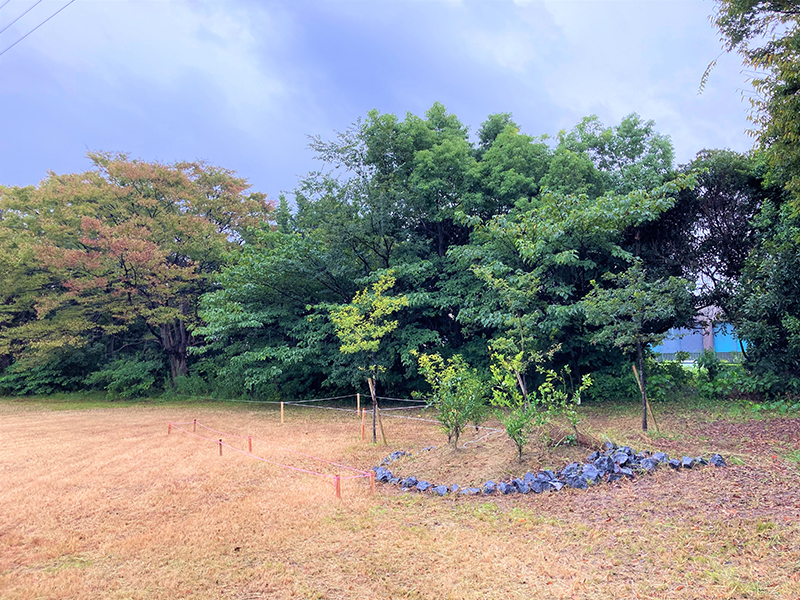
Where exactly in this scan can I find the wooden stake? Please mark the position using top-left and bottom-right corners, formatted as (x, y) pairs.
(219, 439), (223, 455)
(248, 436), (252, 453)
(280, 402), (284, 425)
(334, 475), (341, 499)
(193, 419), (196, 432)
(632, 364), (660, 433)
(369, 471), (376, 495)
(168, 423), (171, 435)
(361, 409), (366, 441)
(376, 406), (388, 446)
(356, 392), (360, 416)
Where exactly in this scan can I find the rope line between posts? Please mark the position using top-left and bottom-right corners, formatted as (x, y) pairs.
(168, 422), (372, 487)
(194, 422), (368, 474)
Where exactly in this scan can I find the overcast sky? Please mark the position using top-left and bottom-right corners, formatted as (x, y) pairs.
(1, 0), (755, 202)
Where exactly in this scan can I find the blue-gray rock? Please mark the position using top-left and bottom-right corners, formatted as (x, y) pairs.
(668, 458), (681, 470)
(635, 452), (648, 461)
(587, 451), (601, 462)
(388, 477), (401, 485)
(604, 441), (616, 452)
(543, 470), (557, 480)
(375, 467), (393, 482)
(459, 487), (481, 495)
(710, 454), (727, 467)
(619, 467), (634, 479)
(497, 482), (515, 495)
(567, 476), (588, 489)
(401, 476), (418, 488)
(611, 451), (629, 466)
(523, 472), (536, 484)
(483, 481), (496, 494)
(561, 462), (581, 478)
(681, 456), (695, 469)
(416, 480), (432, 492)
(451, 484), (460, 493)
(530, 480), (546, 493)
(550, 481), (564, 491)
(652, 452), (669, 463)
(582, 464), (601, 483)
(639, 458), (658, 472)
(695, 456), (709, 466)
(433, 485), (448, 496)
(512, 478), (530, 493)
(620, 446), (634, 456)
(594, 456), (615, 473)
(608, 472), (624, 483)
(421, 446), (435, 452)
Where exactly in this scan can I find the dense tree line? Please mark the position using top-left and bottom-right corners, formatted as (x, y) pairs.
(2, 2), (799, 403)
(0, 105), (792, 405)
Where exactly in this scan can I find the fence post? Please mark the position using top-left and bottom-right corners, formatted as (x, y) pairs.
(334, 475), (341, 499)
(281, 402), (284, 425)
(219, 439), (223, 456)
(361, 409), (366, 441)
(356, 392), (360, 416)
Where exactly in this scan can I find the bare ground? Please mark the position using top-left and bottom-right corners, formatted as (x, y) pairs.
(1, 400), (799, 599)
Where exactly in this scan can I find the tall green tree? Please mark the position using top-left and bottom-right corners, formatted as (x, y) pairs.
(712, 0), (800, 215)
(0, 153), (271, 386)
(328, 272), (408, 442)
(584, 261), (693, 430)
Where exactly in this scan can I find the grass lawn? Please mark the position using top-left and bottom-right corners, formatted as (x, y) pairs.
(0, 397), (798, 599)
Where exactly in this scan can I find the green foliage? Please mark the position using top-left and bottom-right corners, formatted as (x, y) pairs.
(0, 345), (105, 396)
(646, 357), (698, 404)
(713, 0), (800, 215)
(489, 347), (591, 460)
(329, 273), (409, 357)
(86, 356), (165, 398)
(584, 260), (693, 354)
(582, 362), (640, 404)
(414, 352), (487, 448)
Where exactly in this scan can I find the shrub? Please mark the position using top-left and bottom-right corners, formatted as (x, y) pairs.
(414, 352), (487, 448)
(86, 356), (165, 398)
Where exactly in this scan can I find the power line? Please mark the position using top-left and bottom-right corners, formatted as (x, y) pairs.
(0, 1), (13, 12)
(0, 0), (75, 59)
(0, 0), (43, 36)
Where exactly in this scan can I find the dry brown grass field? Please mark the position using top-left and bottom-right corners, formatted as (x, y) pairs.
(1, 398), (799, 600)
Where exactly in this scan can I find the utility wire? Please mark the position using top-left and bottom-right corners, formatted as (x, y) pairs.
(0, 0), (74, 58)
(0, 1), (13, 12)
(0, 0), (42, 36)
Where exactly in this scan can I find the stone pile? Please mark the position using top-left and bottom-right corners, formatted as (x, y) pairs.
(372, 441), (727, 497)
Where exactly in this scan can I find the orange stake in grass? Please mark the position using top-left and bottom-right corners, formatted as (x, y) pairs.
(219, 439), (223, 456)
(334, 475), (341, 499)
(193, 419), (196, 432)
(361, 409), (366, 441)
(168, 423), (171, 435)
(248, 436), (252, 453)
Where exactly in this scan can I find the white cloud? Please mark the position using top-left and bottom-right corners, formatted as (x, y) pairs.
(5, 0), (291, 129)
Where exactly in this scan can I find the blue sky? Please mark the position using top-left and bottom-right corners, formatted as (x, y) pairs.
(0, 0), (755, 202)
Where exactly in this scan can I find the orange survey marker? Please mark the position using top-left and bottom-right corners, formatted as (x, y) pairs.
(168, 420), (372, 499)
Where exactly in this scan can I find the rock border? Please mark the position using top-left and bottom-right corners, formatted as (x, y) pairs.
(373, 442), (727, 497)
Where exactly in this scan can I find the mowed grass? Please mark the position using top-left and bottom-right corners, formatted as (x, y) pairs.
(1, 399), (799, 599)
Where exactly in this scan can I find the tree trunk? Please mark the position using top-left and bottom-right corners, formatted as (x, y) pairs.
(636, 341), (648, 431)
(159, 317), (189, 386)
(368, 376), (377, 444)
